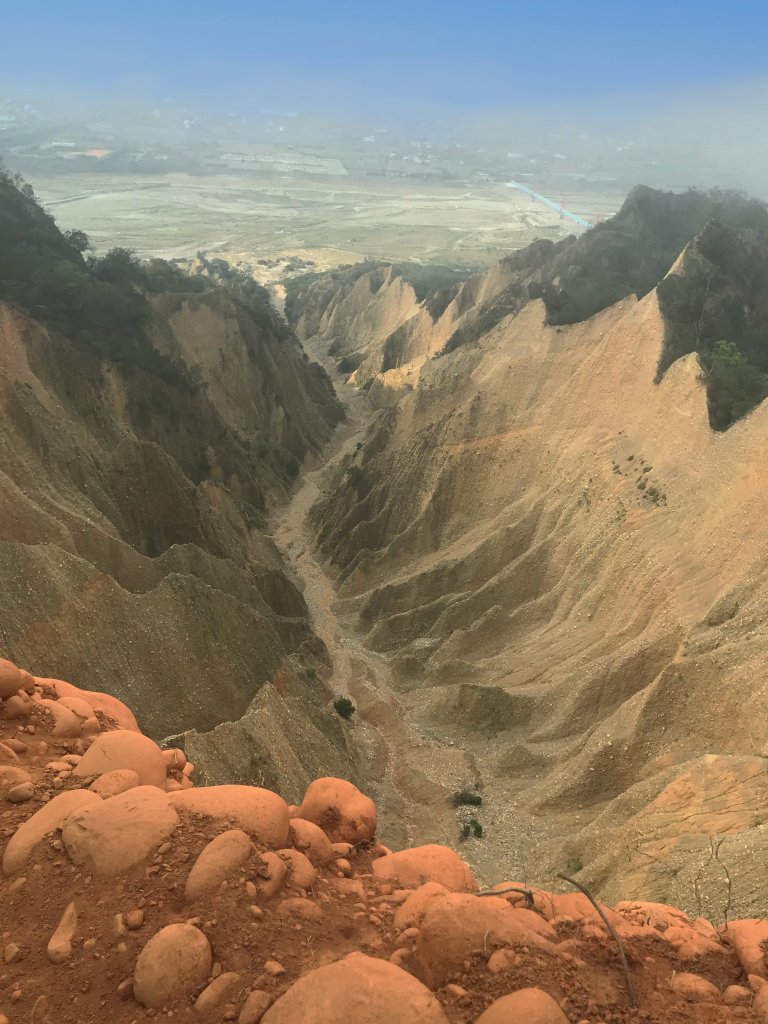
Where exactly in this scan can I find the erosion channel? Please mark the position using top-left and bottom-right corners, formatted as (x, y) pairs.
(270, 337), (470, 858)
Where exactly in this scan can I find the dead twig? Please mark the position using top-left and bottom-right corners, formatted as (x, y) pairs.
(477, 885), (537, 911)
(557, 872), (637, 1010)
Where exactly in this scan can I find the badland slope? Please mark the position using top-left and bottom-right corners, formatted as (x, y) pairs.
(288, 187), (768, 918)
(0, 170), (354, 795)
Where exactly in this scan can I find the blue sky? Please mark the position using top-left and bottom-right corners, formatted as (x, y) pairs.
(2, 0), (768, 114)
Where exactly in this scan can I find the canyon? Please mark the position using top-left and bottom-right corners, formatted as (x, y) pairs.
(3, 171), (768, 1020)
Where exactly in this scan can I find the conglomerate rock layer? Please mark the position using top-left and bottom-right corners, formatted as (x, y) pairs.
(2, 659), (767, 1024)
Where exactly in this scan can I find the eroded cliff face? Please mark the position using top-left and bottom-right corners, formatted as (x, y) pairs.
(0, 250), (354, 795)
(292, 196), (768, 918)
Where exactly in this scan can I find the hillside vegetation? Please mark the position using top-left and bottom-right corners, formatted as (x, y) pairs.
(0, 166), (350, 784)
(439, 187), (768, 430)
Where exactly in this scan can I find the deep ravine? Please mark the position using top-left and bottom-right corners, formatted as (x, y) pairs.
(269, 335), (472, 855)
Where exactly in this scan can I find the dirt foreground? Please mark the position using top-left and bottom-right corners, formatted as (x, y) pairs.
(2, 657), (768, 1024)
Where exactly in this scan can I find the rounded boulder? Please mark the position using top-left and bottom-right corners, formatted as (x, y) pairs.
(37, 698), (82, 738)
(277, 848), (317, 891)
(372, 845), (477, 892)
(133, 923), (212, 1008)
(476, 989), (568, 1024)
(39, 677), (140, 731)
(185, 829), (252, 901)
(169, 786), (290, 848)
(413, 893), (556, 987)
(0, 659), (22, 700)
(62, 786), (179, 878)
(297, 778), (376, 844)
(3, 789), (102, 874)
(89, 768), (141, 798)
(73, 731), (168, 788)
(289, 818), (333, 864)
(261, 952), (448, 1024)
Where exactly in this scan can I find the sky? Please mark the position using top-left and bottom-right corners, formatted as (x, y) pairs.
(3, 0), (768, 116)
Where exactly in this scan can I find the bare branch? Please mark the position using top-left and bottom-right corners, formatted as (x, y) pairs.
(557, 872), (638, 1009)
(477, 885), (536, 910)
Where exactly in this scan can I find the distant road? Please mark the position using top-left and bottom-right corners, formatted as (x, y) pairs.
(506, 180), (593, 230)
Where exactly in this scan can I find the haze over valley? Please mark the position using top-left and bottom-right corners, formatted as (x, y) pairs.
(3, 3), (768, 1022)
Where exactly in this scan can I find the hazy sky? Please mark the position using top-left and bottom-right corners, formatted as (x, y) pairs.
(3, 0), (768, 115)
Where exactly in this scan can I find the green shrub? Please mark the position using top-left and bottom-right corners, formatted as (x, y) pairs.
(451, 790), (483, 807)
(333, 696), (356, 719)
(459, 818), (483, 841)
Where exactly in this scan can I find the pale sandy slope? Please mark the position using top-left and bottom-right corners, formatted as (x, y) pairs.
(301, 256), (768, 920)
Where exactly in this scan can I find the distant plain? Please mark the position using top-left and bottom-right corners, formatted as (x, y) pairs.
(29, 172), (625, 275)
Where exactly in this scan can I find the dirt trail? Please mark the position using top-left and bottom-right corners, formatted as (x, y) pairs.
(271, 337), (466, 851)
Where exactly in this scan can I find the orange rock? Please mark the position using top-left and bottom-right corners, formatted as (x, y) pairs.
(0, 743), (20, 765)
(723, 919), (768, 979)
(1, 694), (30, 719)
(239, 990), (272, 1024)
(58, 695), (95, 720)
(476, 988), (568, 1023)
(542, 892), (623, 928)
(445, 984), (468, 999)
(81, 717), (101, 737)
(755, 985), (768, 1024)
(62, 786), (179, 878)
(413, 893), (556, 987)
(371, 845), (477, 892)
(39, 678), (139, 731)
(278, 848), (317, 891)
(73, 731), (167, 788)
(616, 900), (691, 930)
(256, 852), (289, 899)
(3, 789), (101, 874)
(0, 658), (22, 699)
(162, 748), (186, 769)
(47, 901), (78, 964)
(393, 882), (450, 930)
(660, 925), (726, 960)
(185, 829), (252, 901)
(133, 923), (212, 1008)
(486, 949), (518, 974)
(723, 985), (751, 1005)
(194, 972), (243, 1015)
(670, 972), (719, 1002)
(18, 669), (36, 693)
(260, 952), (448, 1024)
(289, 818), (333, 863)
(89, 768), (141, 798)
(37, 699), (81, 738)
(169, 786), (290, 848)
(298, 778), (376, 844)
(7, 781), (34, 803)
(278, 898), (323, 922)
(0, 765), (31, 799)
(333, 877), (365, 899)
